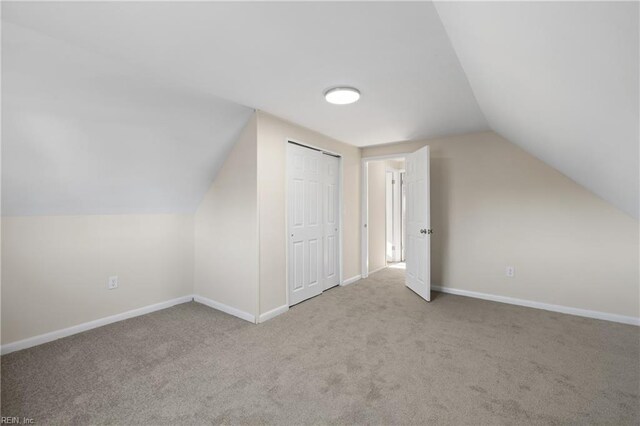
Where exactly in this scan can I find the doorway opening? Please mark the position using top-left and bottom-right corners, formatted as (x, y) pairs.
(364, 157), (407, 276)
(361, 147), (432, 301)
(362, 156), (408, 278)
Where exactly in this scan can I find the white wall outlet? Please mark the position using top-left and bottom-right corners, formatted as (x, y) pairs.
(108, 276), (119, 289)
(505, 266), (515, 278)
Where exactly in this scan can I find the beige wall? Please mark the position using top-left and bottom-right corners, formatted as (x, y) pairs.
(1, 214), (194, 344)
(362, 131), (639, 318)
(194, 114), (259, 318)
(256, 111), (361, 315)
(367, 160), (387, 272)
(1, 111), (359, 344)
(4, 125), (636, 346)
(386, 159), (405, 170)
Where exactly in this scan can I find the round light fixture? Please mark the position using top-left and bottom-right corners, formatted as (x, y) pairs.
(324, 87), (360, 105)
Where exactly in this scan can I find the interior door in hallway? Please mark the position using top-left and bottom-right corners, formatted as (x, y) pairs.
(323, 153), (340, 290)
(405, 145), (431, 301)
(288, 143), (324, 305)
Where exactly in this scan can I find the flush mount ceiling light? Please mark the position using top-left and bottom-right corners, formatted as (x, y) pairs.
(324, 87), (361, 105)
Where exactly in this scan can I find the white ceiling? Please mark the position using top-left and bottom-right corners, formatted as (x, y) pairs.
(435, 1), (639, 218)
(2, 2), (638, 218)
(2, 1), (488, 147)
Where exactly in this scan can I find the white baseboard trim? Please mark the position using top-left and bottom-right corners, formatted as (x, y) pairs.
(258, 304), (289, 323)
(193, 295), (256, 323)
(432, 285), (640, 326)
(1, 295), (194, 355)
(341, 274), (362, 286)
(369, 265), (387, 275)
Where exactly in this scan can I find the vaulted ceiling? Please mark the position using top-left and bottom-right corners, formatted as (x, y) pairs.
(2, 22), (253, 215)
(435, 1), (639, 218)
(2, 1), (637, 217)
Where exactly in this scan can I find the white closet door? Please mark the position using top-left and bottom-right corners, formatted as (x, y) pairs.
(405, 146), (431, 301)
(288, 143), (324, 305)
(323, 154), (340, 290)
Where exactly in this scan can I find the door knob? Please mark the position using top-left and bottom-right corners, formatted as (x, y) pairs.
(420, 229), (427, 234)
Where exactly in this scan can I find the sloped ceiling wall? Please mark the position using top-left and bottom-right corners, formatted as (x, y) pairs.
(2, 22), (253, 216)
(435, 1), (639, 218)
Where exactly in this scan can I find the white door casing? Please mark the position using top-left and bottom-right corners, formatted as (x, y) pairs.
(323, 153), (340, 290)
(385, 168), (404, 263)
(385, 171), (394, 262)
(405, 146), (431, 301)
(400, 172), (406, 262)
(288, 143), (324, 305)
(395, 171), (404, 262)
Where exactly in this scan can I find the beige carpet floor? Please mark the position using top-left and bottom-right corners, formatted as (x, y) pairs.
(2, 267), (639, 425)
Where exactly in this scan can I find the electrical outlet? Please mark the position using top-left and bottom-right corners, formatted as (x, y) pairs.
(505, 266), (515, 278)
(108, 276), (119, 289)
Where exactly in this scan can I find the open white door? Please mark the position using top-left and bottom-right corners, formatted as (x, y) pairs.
(405, 146), (431, 301)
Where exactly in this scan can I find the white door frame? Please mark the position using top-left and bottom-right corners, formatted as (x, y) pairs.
(361, 153), (412, 278)
(285, 139), (344, 307)
(385, 170), (395, 262)
(385, 166), (405, 263)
